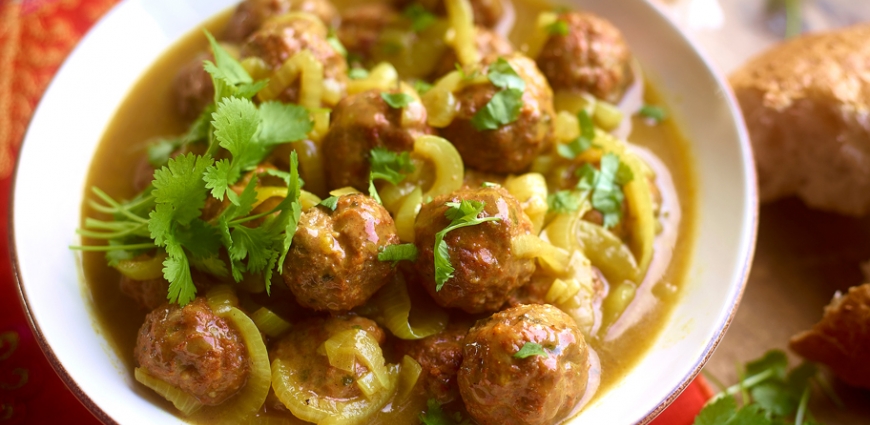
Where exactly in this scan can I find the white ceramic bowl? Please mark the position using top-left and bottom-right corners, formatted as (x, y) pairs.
(11, 0), (756, 423)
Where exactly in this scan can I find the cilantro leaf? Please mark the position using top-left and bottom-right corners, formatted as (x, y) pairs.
(414, 80), (433, 95)
(203, 30), (264, 102)
(751, 382), (796, 417)
(163, 252), (196, 306)
(349, 68), (369, 80)
(147, 138), (181, 168)
(481, 182), (500, 188)
(639, 105), (667, 123)
(228, 226), (275, 274)
(547, 190), (582, 214)
(546, 20), (569, 35)
(212, 96), (260, 160)
(746, 350), (789, 380)
(404, 4), (436, 32)
(327, 31), (347, 57)
(369, 147), (415, 185)
(221, 175), (259, 221)
(203, 158), (235, 202)
(434, 200), (501, 290)
(319, 196), (339, 211)
(173, 219), (222, 260)
(471, 88), (524, 131)
(578, 109), (595, 140)
(557, 136), (592, 159)
(514, 342), (548, 359)
(257, 101), (312, 146)
(694, 395), (738, 425)
(381, 92), (415, 109)
(150, 153), (213, 226)
(368, 178), (383, 204)
(189, 254), (229, 277)
(274, 152), (303, 270)
(487, 58), (526, 91)
(204, 30), (252, 86)
(378, 244), (418, 266)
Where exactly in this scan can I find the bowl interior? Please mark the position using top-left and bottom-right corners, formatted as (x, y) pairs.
(11, 0), (755, 424)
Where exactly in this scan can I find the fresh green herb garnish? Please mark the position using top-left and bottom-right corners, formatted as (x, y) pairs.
(481, 181), (500, 188)
(319, 196), (339, 211)
(403, 4), (437, 32)
(378, 243), (419, 266)
(368, 176), (383, 205)
(413, 80), (434, 95)
(545, 20), (569, 36)
(348, 68), (369, 80)
(381, 92), (415, 109)
(696, 350), (831, 425)
(369, 147), (415, 185)
(547, 190), (583, 214)
(514, 342), (548, 359)
(419, 399), (473, 425)
(327, 30), (347, 57)
(203, 30), (267, 103)
(434, 200), (501, 290)
(471, 58), (526, 131)
(557, 110), (595, 160)
(639, 105), (667, 123)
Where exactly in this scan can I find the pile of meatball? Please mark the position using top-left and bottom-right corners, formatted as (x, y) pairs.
(128, 0), (634, 424)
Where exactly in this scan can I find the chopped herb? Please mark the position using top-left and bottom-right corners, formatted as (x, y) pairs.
(434, 200), (501, 290)
(487, 57), (526, 91)
(413, 80), (434, 95)
(147, 138), (181, 168)
(545, 20), (569, 36)
(470, 88), (524, 131)
(348, 68), (369, 80)
(319, 196), (339, 211)
(514, 342), (548, 359)
(202, 30), (266, 103)
(327, 30), (347, 57)
(547, 190), (582, 214)
(368, 177), (383, 204)
(403, 4), (437, 32)
(639, 105), (667, 123)
(378, 244), (419, 266)
(557, 136), (592, 160)
(590, 153), (630, 228)
(419, 399), (473, 425)
(369, 147), (415, 185)
(381, 92), (415, 109)
(481, 182), (500, 188)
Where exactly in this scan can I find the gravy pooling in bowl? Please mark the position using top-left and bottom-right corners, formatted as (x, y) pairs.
(78, 0), (697, 423)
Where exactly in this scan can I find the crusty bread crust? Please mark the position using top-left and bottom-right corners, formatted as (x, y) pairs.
(730, 24), (870, 216)
(790, 284), (870, 389)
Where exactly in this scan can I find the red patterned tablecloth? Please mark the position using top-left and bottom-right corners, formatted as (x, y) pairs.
(0, 1), (713, 423)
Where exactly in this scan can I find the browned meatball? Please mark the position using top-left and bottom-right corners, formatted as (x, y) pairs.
(172, 52), (214, 122)
(414, 187), (535, 313)
(223, 0), (338, 43)
(120, 276), (169, 311)
(283, 194), (401, 312)
(322, 89), (432, 191)
(270, 315), (385, 401)
(536, 11), (633, 104)
(336, 3), (400, 63)
(398, 0), (505, 28)
(430, 26), (514, 80)
(135, 298), (250, 405)
(459, 304), (589, 425)
(440, 53), (555, 174)
(393, 320), (471, 403)
(241, 15), (347, 105)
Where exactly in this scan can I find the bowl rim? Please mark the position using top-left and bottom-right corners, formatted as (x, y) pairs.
(7, 0), (758, 423)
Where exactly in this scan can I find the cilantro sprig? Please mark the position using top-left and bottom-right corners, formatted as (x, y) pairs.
(557, 109), (596, 160)
(471, 58), (526, 131)
(434, 200), (501, 290)
(369, 147), (415, 185)
(378, 243), (418, 266)
(696, 350), (836, 425)
(548, 153), (634, 228)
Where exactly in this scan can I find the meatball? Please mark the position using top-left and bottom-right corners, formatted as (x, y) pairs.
(440, 53), (555, 174)
(172, 51), (214, 122)
(120, 276), (169, 311)
(240, 15), (347, 105)
(135, 298), (250, 405)
(536, 12), (633, 104)
(223, 0), (338, 43)
(398, 0), (505, 28)
(322, 89), (432, 191)
(414, 186), (535, 313)
(430, 26), (514, 80)
(459, 304), (589, 425)
(336, 3), (400, 63)
(283, 194), (401, 312)
(270, 315), (385, 401)
(393, 321), (471, 403)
